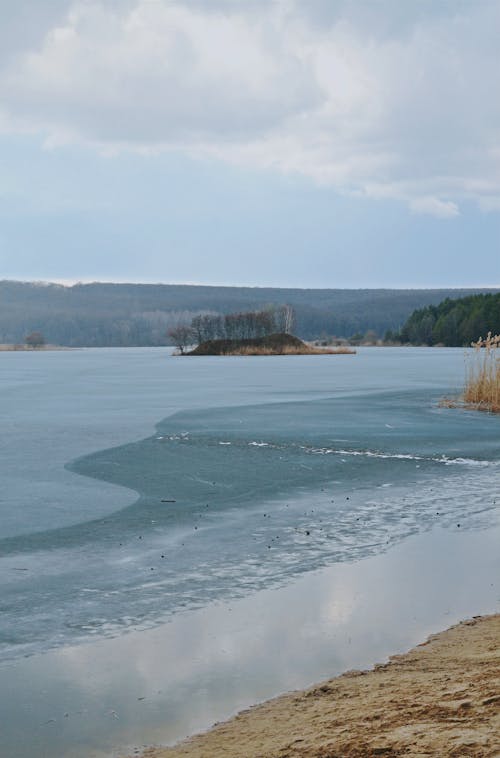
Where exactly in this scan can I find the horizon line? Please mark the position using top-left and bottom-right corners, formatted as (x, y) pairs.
(2, 278), (500, 292)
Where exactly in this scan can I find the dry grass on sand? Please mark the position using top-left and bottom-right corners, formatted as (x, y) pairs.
(136, 614), (500, 758)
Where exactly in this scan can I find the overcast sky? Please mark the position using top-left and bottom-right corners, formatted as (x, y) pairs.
(1, 0), (499, 288)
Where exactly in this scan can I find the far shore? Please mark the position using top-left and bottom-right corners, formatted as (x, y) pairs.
(135, 614), (500, 758)
(0, 343), (73, 351)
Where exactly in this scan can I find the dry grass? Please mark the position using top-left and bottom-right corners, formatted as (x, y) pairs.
(0, 343), (68, 351)
(307, 345), (357, 355)
(218, 345), (356, 356)
(463, 333), (500, 413)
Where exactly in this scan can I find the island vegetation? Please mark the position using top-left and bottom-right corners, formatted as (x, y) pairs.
(169, 305), (294, 352)
(187, 333), (355, 356)
(169, 307), (355, 355)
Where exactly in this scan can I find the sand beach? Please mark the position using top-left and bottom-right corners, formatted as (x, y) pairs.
(137, 614), (500, 758)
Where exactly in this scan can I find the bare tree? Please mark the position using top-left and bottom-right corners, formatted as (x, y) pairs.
(167, 325), (193, 354)
(191, 315), (204, 344)
(274, 305), (295, 334)
(189, 306), (295, 344)
(25, 331), (45, 349)
(283, 305), (295, 334)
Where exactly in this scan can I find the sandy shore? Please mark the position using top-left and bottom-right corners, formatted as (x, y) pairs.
(136, 614), (500, 758)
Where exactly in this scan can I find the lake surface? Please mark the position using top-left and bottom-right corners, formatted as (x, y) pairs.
(1, 347), (499, 757)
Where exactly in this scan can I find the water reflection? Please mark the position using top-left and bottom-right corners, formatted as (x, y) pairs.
(2, 516), (499, 758)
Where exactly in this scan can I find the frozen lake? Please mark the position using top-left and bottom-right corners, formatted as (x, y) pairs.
(1, 347), (499, 756)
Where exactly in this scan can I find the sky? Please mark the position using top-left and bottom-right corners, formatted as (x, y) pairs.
(0, 0), (499, 289)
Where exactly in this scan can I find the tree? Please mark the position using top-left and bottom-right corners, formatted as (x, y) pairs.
(25, 331), (45, 349)
(167, 325), (193, 354)
(349, 332), (364, 345)
(191, 315), (204, 344)
(363, 329), (378, 345)
(275, 304), (295, 334)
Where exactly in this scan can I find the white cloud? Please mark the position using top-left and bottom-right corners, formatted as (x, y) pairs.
(0, 0), (499, 215)
(409, 196), (459, 220)
(0, 2), (321, 143)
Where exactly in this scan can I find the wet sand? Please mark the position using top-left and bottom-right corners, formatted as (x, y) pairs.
(137, 614), (500, 758)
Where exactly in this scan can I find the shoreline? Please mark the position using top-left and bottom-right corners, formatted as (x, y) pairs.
(0, 344), (73, 351)
(2, 517), (499, 758)
(137, 614), (500, 758)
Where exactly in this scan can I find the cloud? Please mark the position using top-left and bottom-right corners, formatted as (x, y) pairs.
(0, 0), (70, 64)
(0, 0), (499, 215)
(0, 2), (322, 144)
(409, 196), (459, 220)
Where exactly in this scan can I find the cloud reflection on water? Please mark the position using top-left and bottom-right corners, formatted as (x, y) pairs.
(3, 516), (499, 758)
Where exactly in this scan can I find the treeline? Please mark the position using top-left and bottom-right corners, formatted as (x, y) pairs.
(394, 293), (500, 346)
(191, 305), (294, 342)
(169, 306), (295, 352)
(1, 280), (498, 347)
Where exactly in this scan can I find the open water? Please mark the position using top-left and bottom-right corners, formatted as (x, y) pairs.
(1, 347), (499, 756)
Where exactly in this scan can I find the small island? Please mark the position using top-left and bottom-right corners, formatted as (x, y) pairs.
(187, 332), (355, 356)
(0, 331), (69, 351)
(168, 307), (355, 356)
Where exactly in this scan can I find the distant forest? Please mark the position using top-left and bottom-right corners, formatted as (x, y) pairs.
(0, 280), (498, 347)
(396, 293), (500, 346)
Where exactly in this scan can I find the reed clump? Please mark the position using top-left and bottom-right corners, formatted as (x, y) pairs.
(463, 332), (500, 413)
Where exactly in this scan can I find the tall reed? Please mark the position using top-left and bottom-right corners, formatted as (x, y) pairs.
(463, 332), (500, 412)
